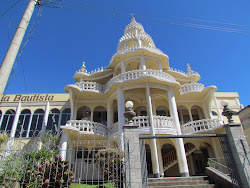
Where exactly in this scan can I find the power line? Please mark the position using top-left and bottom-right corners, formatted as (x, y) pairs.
(4, 5), (43, 95)
(62, 3), (250, 35)
(1, 0), (23, 17)
(63, 0), (250, 28)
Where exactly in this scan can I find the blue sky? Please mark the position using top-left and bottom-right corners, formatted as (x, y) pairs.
(0, 0), (250, 107)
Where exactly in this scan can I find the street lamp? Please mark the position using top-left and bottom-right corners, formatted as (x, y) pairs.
(124, 101), (136, 125)
(221, 100), (237, 123)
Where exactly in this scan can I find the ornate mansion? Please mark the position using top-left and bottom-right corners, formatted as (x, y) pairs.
(0, 18), (243, 178)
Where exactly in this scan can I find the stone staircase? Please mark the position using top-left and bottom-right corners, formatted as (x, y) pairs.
(148, 176), (216, 188)
(163, 143), (197, 171)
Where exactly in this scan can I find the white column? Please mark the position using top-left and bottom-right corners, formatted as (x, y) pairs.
(156, 140), (164, 177)
(41, 102), (50, 133)
(121, 60), (125, 73)
(6, 102), (22, 150)
(179, 110), (184, 124)
(188, 109), (193, 122)
(158, 63), (163, 71)
(73, 105), (77, 120)
(107, 100), (113, 130)
(59, 130), (68, 161)
(117, 87), (125, 150)
(0, 0), (38, 96)
(146, 85), (160, 177)
(26, 113), (33, 138)
(90, 108), (94, 122)
(212, 138), (222, 164)
(152, 101), (157, 115)
(69, 88), (75, 120)
(168, 87), (189, 177)
(10, 102), (22, 138)
(0, 113), (4, 130)
(202, 103), (208, 119)
(57, 112), (62, 135)
(213, 95), (223, 121)
(141, 56), (146, 70)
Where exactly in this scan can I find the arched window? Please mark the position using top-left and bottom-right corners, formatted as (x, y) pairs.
(47, 108), (60, 133)
(93, 106), (107, 125)
(77, 106), (91, 120)
(177, 106), (190, 124)
(156, 106), (170, 116)
(29, 109), (44, 137)
(0, 109), (15, 132)
(15, 109), (31, 138)
(191, 105), (205, 120)
(113, 111), (118, 123)
(135, 106), (147, 116)
(61, 108), (71, 126)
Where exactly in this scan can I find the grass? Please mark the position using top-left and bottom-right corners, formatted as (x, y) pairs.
(70, 183), (115, 188)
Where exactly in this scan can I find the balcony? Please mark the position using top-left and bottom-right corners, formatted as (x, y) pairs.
(104, 69), (179, 92)
(179, 83), (204, 95)
(66, 69), (179, 94)
(181, 119), (223, 135)
(110, 116), (177, 136)
(62, 120), (108, 137)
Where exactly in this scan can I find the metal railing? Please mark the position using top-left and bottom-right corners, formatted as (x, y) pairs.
(0, 130), (130, 188)
(207, 158), (230, 176)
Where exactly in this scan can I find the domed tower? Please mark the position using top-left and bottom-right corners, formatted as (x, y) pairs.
(63, 17), (219, 179)
(108, 17), (169, 72)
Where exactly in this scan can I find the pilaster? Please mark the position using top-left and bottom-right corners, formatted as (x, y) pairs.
(224, 123), (250, 188)
(123, 125), (142, 188)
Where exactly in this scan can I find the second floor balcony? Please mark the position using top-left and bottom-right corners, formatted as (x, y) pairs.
(62, 120), (108, 137)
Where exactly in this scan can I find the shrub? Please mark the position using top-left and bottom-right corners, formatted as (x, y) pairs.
(0, 132), (8, 146)
(95, 148), (124, 187)
(0, 151), (74, 187)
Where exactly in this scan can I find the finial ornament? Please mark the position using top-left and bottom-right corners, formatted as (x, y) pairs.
(81, 61), (86, 69)
(221, 100), (237, 123)
(131, 13), (135, 20)
(186, 63), (194, 76)
(124, 101), (136, 125)
(79, 61), (87, 73)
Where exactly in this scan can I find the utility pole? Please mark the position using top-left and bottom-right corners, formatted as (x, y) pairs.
(0, 0), (39, 98)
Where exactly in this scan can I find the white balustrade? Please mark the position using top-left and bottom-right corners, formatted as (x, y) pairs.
(117, 43), (164, 55)
(104, 69), (178, 92)
(118, 33), (154, 48)
(75, 81), (103, 93)
(153, 116), (175, 129)
(64, 120), (108, 136)
(179, 83), (204, 95)
(168, 67), (200, 77)
(132, 116), (150, 127)
(71, 69), (179, 93)
(131, 116), (176, 134)
(181, 119), (223, 135)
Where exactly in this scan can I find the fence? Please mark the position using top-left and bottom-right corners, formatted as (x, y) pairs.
(207, 157), (230, 176)
(0, 130), (131, 188)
